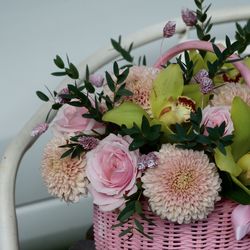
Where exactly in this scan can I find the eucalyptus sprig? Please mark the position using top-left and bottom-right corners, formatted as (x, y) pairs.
(112, 181), (154, 240)
(170, 108), (233, 155)
(176, 51), (196, 84)
(119, 116), (163, 154)
(235, 20), (250, 54)
(207, 37), (241, 78)
(194, 0), (214, 42)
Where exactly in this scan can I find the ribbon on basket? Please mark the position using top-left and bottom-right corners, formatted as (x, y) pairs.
(154, 40), (250, 241)
(232, 205), (250, 240)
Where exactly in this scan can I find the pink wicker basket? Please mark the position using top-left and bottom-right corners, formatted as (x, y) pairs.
(93, 199), (250, 250)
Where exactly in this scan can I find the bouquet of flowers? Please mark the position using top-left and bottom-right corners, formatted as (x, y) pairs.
(33, 0), (250, 248)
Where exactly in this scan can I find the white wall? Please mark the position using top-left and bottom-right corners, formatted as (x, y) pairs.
(1, 0), (249, 249)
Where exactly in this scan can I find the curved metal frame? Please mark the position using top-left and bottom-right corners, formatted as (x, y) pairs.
(1, 6), (250, 250)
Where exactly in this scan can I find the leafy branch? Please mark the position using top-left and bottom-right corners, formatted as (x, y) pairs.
(235, 20), (250, 54)
(119, 116), (163, 153)
(112, 181), (154, 240)
(170, 108), (233, 155)
(176, 51), (196, 84)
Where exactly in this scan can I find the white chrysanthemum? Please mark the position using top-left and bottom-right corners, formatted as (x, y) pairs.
(41, 137), (89, 202)
(104, 66), (160, 113)
(211, 82), (250, 106)
(142, 144), (221, 224)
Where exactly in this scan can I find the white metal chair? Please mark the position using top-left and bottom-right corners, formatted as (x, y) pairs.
(1, 7), (250, 250)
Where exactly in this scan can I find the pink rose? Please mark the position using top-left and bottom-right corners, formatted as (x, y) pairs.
(86, 134), (140, 211)
(201, 105), (234, 136)
(51, 104), (105, 136)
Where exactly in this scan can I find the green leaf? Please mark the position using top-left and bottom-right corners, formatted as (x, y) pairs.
(134, 219), (144, 232)
(61, 148), (74, 158)
(53, 55), (64, 69)
(68, 63), (79, 79)
(214, 146), (242, 177)
(105, 71), (115, 92)
(135, 201), (143, 215)
(113, 61), (119, 77)
(150, 64), (184, 118)
(102, 102), (149, 128)
(36, 91), (49, 102)
(119, 228), (132, 237)
(51, 71), (67, 76)
(231, 97), (250, 161)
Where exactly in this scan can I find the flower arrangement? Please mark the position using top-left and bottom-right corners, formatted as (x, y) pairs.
(34, 0), (250, 245)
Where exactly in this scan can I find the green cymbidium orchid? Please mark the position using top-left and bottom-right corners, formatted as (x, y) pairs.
(214, 97), (250, 201)
(102, 101), (149, 128)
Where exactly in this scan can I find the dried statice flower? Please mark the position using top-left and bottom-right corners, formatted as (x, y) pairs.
(137, 152), (158, 171)
(163, 21), (176, 38)
(31, 122), (49, 137)
(181, 8), (197, 27)
(200, 77), (214, 94)
(89, 73), (104, 87)
(78, 136), (100, 150)
(194, 69), (209, 83)
(194, 70), (214, 94)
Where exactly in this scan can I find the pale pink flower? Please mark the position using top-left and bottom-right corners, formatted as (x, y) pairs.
(103, 66), (160, 114)
(163, 21), (176, 38)
(41, 137), (89, 202)
(31, 122), (49, 136)
(201, 105), (234, 136)
(86, 134), (140, 211)
(211, 82), (250, 107)
(142, 144), (221, 224)
(51, 104), (105, 136)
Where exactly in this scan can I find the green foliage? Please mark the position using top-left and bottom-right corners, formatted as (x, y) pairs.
(111, 36), (134, 63)
(170, 108), (233, 155)
(220, 172), (250, 204)
(51, 55), (79, 79)
(176, 51), (196, 84)
(119, 116), (163, 153)
(112, 181), (154, 240)
(235, 20), (250, 54)
(194, 0), (214, 43)
(207, 39), (241, 79)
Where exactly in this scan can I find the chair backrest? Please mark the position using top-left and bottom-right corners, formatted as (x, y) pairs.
(1, 6), (250, 250)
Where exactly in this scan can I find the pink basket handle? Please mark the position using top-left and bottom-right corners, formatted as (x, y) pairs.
(154, 40), (250, 87)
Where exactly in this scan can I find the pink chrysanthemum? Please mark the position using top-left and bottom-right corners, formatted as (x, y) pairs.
(142, 144), (221, 224)
(103, 66), (160, 113)
(41, 137), (89, 202)
(211, 82), (250, 107)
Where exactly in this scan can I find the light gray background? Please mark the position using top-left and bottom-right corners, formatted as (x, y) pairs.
(1, 0), (249, 249)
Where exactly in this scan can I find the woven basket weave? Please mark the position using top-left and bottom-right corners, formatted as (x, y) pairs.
(93, 199), (250, 250)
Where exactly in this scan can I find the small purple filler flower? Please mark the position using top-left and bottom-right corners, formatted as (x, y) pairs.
(181, 8), (197, 27)
(31, 122), (49, 137)
(137, 152), (158, 171)
(194, 69), (214, 94)
(78, 136), (100, 150)
(89, 73), (104, 88)
(163, 21), (176, 38)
